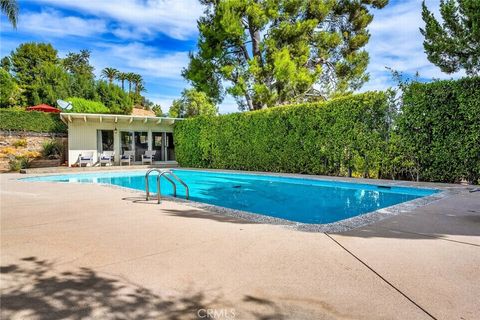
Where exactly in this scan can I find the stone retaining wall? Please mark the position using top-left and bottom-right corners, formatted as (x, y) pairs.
(0, 131), (68, 172)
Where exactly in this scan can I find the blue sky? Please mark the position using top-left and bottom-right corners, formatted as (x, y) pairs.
(0, 0), (462, 113)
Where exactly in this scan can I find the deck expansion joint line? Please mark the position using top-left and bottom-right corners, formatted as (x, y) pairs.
(324, 233), (438, 320)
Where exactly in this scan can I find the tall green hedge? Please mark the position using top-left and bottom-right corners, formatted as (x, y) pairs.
(175, 92), (391, 178)
(175, 77), (480, 183)
(0, 109), (67, 133)
(398, 77), (480, 183)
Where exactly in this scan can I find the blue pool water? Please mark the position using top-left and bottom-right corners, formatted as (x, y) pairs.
(22, 170), (438, 224)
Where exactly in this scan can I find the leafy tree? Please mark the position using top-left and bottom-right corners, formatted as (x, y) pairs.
(183, 0), (388, 110)
(5, 42), (141, 113)
(30, 63), (70, 106)
(169, 89), (218, 118)
(0, 68), (20, 107)
(152, 104), (164, 117)
(1, 56), (11, 72)
(63, 50), (94, 78)
(421, 0), (480, 75)
(101, 67), (119, 84)
(9, 43), (70, 106)
(64, 50), (97, 100)
(66, 73), (97, 101)
(96, 80), (132, 114)
(1, 0), (18, 28)
(10, 42), (59, 87)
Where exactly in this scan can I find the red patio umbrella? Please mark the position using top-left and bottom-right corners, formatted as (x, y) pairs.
(26, 104), (61, 113)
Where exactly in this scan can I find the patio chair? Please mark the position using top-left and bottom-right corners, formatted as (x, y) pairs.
(120, 151), (135, 166)
(141, 150), (156, 165)
(78, 151), (94, 167)
(99, 151), (115, 166)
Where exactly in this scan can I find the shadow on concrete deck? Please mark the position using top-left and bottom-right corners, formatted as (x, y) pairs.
(163, 208), (257, 225)
(1, 257), (214, 320)
(121, 196), (257, 224)
(1, 257), (285, 320)
(337, 201), (480, 244)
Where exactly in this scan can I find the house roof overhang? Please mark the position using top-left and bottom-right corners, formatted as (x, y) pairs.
(59, 113), (182, 125)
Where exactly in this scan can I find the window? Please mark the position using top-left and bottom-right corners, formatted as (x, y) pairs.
(97, 130), (114, 152)
(121, 131), (133, 153)
(134, 132), (148, 161)
(152, 132), (164, 161)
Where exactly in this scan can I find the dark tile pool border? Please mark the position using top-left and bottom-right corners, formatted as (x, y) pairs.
(16, 168), (467, 233)
(150, 188), (457, 233)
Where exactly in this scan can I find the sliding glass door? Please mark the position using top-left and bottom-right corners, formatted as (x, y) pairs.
(121, 131), (147, 162)
(166, 132), (175, 161)
(152, 132), (164, 161)
(134, 132), (148, 161)
(119, 131), (174, 163)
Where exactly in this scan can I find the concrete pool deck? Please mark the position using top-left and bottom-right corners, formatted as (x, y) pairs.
(1, 172), (479, 319)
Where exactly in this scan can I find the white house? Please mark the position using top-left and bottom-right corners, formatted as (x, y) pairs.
(59, 113), (183, 166)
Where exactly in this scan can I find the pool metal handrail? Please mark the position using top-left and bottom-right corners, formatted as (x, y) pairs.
(166, 171), (190, 200)
(145, 169), (189, 204)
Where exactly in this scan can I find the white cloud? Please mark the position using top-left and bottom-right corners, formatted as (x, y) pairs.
(145, 93), (178, 109)
(86, 42), (191, 108)
(16, 8), (107, 37)
(31, 0), (203, 40)
(363, 0), (463, 91)
(92, 42), (190, 80)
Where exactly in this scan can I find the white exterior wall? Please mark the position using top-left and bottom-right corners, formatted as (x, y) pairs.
(67, 119), (174, 166)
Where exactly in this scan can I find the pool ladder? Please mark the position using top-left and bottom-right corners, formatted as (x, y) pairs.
(145, 169), (189, 204)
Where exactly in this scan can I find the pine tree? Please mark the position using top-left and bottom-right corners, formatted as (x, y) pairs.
(420, 0), (480, 75)
(183, 0), (388, 110)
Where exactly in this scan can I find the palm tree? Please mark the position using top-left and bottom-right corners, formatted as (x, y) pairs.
(125, 72), (136, 93)
(101, 67), (119, 85)
(136, 83), (146, 94)
(1, 0), (18, 28)
(131, 73), (144, 95)
(116, 72), (127, 91)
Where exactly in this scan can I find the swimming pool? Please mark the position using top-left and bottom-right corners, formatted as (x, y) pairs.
(22, 169), (438, 224)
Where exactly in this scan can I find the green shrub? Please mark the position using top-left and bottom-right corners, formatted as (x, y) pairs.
(398, 77), (480, 183)
(12, 139), (27, 148)
(175, 92), (391, 178)
(8, 155), (32, 171)
(41, 139), (63, 159)
(96, 81), (132, 114)
(67, 97), (109, 113)
(8, 156), (23, 171)
(0, 109), (67, 133)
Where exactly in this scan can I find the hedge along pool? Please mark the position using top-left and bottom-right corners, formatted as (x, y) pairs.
(22, 169), (438, 225)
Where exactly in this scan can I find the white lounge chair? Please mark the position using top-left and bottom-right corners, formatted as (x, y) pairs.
(79, 152), (94, 167)
(99, 151), (115, 166)
(120, 151), (135, 166)
(141, 150), (156, 165)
